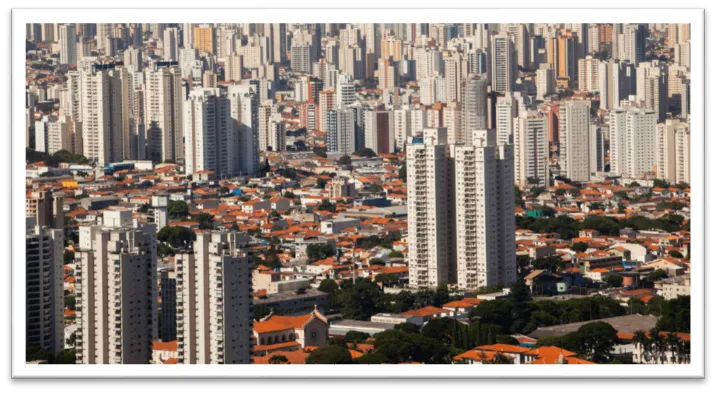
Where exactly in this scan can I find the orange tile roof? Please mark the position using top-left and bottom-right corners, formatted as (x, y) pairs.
(253, 313), (313, 334)
(152, 340), (178, 351)
(442, 300), (477, 309)
(529, 356), (595, 364)
(525, 346), (576, 358)
(252, 350), (310, 364)
(402, 306), (451, 317)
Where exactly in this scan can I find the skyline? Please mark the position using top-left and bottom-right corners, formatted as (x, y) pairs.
(23, 21), (693, 369)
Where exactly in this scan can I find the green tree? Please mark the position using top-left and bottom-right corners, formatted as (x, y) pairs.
(335, 278), (385, 320)
(604, 274), (624, 288)
(306, 244), (334, 262)
(337, 155), (352, 166)
(655, 296), (690, 332)
(318, 278), (339, 294)
(388, 250), (404, 258)
(344, 331), (370, 343)
(398, 165), (407, 182)
(269, 354), (289, 364)
(576, 321), (619, 363)
(168, 200), (189, 219)
(316, 199), (336, 212)
(63, 250), (75, 265)
(571, 242), (589, 252)
(355, 147), (377, 158)
(305, 345), (354, 364)
(668, 250), (684, 258)
(313, 147), (328, 158)
(653, 179), (670, 188)
(157, 226), (196, 248)
(514, 186), (524, 208)
(433, 283), (451, 307)
(496, 335), (520, 346)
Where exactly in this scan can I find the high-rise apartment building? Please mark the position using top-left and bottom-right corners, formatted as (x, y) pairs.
(655, 118), (690, 184)
(461, 74), (488, 140)
(58, 24), (77, 66)
(608, 107), (658, 179)
(176, 231), (253, 364)
(559, 100), (591, 182)
(25, 217), (64, 355)
(453, 130), (516, 290)
(75, 210), (158, 364)
(80, 63), (129, 165)
(327, 109), (356, 154)
(513, 111), (549, 187)
(407, 128), (453, 288)
(160, 269), (177, 342)
(184, 88), (237, 177)
(193, 25), (215, 55)
(491, 33), (516, 94)
(144, 63), (184, 163)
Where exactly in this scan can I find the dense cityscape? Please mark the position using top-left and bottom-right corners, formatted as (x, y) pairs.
(24, 22), (691, 366)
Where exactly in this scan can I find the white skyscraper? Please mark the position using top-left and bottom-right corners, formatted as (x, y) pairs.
(655, 118), (690, 184)
(535, 65), (555, 101)
(407, 128), (453, 288)
(25, 217), (64, 355)
(578, 55), (600, 92)
(454, 129), (516, 290)
(491, 33), (516, 94)
(144, 64), (184, 163)
(184, 88), (234, 177)
(162, 27), (180, 61)
(513, 111), (549, 187)
(461, 74), (488, 140)
(559, 101), (591, 182)
(636, 60), (669, 122)
(495, 95), (518, 146)
(268, 114), (286, 152)
(80, 63), (128, 165)
(327, 108), (356, 154)
(58, 24), (77, 66)
(226, 84), (260, 175)
(609, 107), (658, 179)
(75, 210), (158, 364)
(393, 107), (412, 149)
(176, 231), (253, 364)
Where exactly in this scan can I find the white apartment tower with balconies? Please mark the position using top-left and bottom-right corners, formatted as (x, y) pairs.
(453, 129), (516, 290)
(176, 231), (253, 364)
(559, 100), (591, 182)
(513, 111), (549, 187)
(75, 210), (158, 364)
(406, 128), (453, 288)
(609, 107), (658, 179)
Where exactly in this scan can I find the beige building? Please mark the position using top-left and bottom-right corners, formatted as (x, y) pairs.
(144, 64), (183, 163)
(453, 130), (516, 290)
(407, 128), (453, 288)
(253, 309), (328, 352)
(75, 211), (158, 364)
(176, 231), (253, 364)
(559, 100), (591, 182)
(513, 111), (549, 187)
